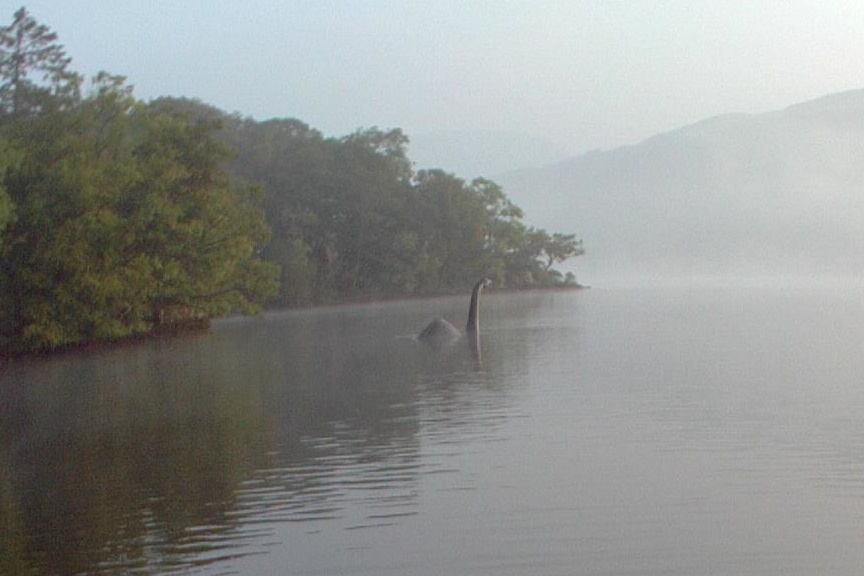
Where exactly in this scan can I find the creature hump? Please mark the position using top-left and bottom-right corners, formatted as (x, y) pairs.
(417, 277), (491, 344)
(417, 317), (461, 343)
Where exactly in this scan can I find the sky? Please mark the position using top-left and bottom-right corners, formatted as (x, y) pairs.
(18, 1), (864, 155)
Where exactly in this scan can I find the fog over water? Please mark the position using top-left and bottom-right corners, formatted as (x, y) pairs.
(5, 287), (864, 575)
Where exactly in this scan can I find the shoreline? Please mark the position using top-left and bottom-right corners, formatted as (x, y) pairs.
(0, 283), (589, 362)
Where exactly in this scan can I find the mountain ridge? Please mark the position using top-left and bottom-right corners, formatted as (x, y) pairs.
(496, 89), (864, 282)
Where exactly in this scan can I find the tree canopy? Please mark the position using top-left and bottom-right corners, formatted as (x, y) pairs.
(0, 31), (278, 352)
(0, 6), (78, 118)
(154, 98), (586, 306)
(0, 7), (584, 354)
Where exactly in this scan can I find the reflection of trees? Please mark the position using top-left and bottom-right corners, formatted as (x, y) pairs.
(232, 309), (427, 528)
(0, 449), (30, 576)
(0, 304), (425, 574)
(1, 337), (274, 574)
(0, 296), (538, 575)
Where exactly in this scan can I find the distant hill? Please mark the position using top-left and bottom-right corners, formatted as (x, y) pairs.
(407, 130), (571, 180)
(497, 89), (864, 283)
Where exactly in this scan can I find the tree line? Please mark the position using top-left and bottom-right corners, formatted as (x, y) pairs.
(0, 7), (583, 354)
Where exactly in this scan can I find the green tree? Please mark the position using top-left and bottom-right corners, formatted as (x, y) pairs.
(216, 118), (418, 303)
(133, 101), (279, 321)
(0, 6), (79, 118)
(328, 128), (412, 296)
(0, 139), (15, 243)
(541, 232), (584, 272)
(136, 99), (586, 301)
(0, 74), (145, 349)
(0, 74), (277, 353)
(242, 119), (336, 304)
(408, 170), (488, 291)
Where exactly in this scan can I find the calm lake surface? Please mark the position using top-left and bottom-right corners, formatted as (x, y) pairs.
(4, 284), (864, 575)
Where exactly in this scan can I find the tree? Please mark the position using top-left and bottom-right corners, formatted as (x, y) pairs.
(132, 100), (587, 301)
(542, 232), (584, 271)
(327, 128), (412, 296)
(408, 170), (488, 291)
(130, 100), (279, 322)
(0, 75), (278, 352)
(220, 119), (418, 302)
(0, 6), (79, 118)
(0, 74), (147, 349)
(0, 139), (14, 242)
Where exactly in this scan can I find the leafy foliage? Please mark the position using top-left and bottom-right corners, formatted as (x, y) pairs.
(0, 6), (79, 118)
(0, 71), (277, 353)
(151, 97), (586, 306)
(0, 7), (583, 354)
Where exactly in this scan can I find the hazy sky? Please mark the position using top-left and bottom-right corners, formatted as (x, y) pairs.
(20, 1), (864, 154)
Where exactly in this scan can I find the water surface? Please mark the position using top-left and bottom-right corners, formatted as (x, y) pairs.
(3, 285), (864, 575)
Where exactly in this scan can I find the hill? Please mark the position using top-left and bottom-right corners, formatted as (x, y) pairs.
(497, 89), (864, 283)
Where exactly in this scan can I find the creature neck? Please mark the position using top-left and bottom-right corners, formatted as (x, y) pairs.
(466, 279), (485, 333)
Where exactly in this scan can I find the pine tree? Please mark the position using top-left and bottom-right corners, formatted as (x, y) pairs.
(0, 6), (79, 118)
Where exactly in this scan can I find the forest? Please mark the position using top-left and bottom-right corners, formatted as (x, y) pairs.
(0, 7), (583, 354)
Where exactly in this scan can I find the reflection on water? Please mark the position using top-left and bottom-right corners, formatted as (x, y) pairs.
(0, 293), (528, 575)
(4, 286), (864, 574)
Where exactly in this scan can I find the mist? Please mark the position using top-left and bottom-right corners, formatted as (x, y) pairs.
(489, 89), (864, 287)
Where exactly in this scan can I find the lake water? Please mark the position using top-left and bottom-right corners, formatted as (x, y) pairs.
(3, 284), (864, 575)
